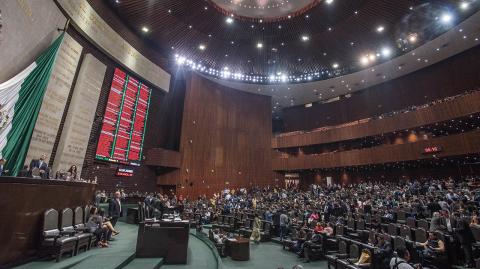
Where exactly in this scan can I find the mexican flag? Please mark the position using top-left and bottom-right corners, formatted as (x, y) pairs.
(0, 33), (64, 176)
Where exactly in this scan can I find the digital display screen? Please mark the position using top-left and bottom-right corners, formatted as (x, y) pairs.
(95, 68), (152, 166)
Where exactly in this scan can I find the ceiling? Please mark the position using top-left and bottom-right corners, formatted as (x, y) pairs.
(107, 0), (479, 82)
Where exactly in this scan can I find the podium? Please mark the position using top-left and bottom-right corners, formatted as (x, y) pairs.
(136, 220), (190, 264)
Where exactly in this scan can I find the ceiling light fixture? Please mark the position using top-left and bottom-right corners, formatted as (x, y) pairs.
(376, 25), (385, 33)
(460, 2), (470, 10)
(440, 12), (453, 24)
(332, 63), (339, 69)
(301, 35), (310, 42)
(325, 0), (334, 5)
(225, 17), (234, 24)
(198, 44), (206, 50)
(256, 42), (263, 49)
(141, 26), (149, 33)
(381, 47), (392, 57)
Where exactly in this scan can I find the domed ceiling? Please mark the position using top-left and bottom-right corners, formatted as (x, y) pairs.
(107, 0), (479, 85)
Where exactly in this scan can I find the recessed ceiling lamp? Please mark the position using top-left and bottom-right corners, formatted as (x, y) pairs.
(408, 33), (418, 43)
(226, 17), (234, 24)
(440, 12), (453, 24)
(141, 26), (149, 33)
(376, 25), (385, 33)
(198, 44), (206, 50)
(325, 0), (334, 4)
(460, 2), (470, 10)
(301, 35), (310, 42)
(381, 47), (392, 57)
(332, 63), (339, 69)
(256, 42), (263, 49)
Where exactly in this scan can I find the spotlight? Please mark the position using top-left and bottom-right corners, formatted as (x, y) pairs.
(176, 56), (186, 65)
(256, 42), (263, 49)
(360, 56), (369, 66)
(440, 12), (453, 24)
(141, 26), (149, 33)
(332, 63), (339, 69)
(226, 17), (234, 24)
(198, 44), (206, 50)
(376, 25), (385, 33)
(460, 2), (470, 10)
(301, 35), (310, 41)
(381, 47), (392, 57)
(325, 0), (334, 4)
(368, 54), (376, 61)
(408, 33), (418, 43)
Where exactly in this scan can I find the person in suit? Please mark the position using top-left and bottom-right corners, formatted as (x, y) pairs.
(453, 211), (475, 268)
(29, 154), (49, 178)
(0, 159), (7, 176)
(108, 191), (123, 227)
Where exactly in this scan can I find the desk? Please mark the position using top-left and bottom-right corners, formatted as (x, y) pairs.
(0, 177), (96, 266)
(136, 220), (190, 264)
(226, 237), (250, 261)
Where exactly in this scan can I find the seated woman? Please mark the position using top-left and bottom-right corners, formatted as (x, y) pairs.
(86, 207), (119, 247)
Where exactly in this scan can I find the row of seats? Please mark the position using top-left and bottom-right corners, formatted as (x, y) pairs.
(39, 206), (94, 262)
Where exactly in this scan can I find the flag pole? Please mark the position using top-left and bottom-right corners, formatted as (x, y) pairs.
(58, 19), (70, 32)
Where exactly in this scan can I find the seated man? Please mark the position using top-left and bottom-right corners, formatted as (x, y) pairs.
(375, 233), (393, 269)
(417, 231), (446, 267)
(295, 225), (308, 257)
(303, 230), (324, 263)
(390, 247), (420, 269)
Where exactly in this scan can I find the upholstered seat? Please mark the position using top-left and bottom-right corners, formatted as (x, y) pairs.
(39, 209), (78, 262)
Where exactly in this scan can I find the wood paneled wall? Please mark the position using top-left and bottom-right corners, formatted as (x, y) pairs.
(273, 90), (480, 148)
(273, 130), (480, 171)
(278, 45), (480, 133)
(157, 73), (273, 198)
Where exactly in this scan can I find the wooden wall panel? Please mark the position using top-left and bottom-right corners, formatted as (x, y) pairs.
(279, 45), (480, 133)
(157, 73), (273, 198)
(273, 130), (480, 170)
(145, 148), (181, 168)
(273, 91), (480, 148)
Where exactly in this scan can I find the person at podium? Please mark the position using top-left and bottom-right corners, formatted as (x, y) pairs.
(29, 154), (49, 179)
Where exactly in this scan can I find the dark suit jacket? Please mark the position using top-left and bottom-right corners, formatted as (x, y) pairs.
(454, 216), (474, 244)
(108, 199), (123, 218)
(29, 159), (48, 171)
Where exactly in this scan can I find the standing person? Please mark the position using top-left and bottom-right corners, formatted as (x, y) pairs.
(0, 158), (7, 176)
(454, 212), (475, 268)
(250, 213), (261, 244)
(108, 191), (123, 229)
(29, 154), (49, 178)
(280, 210), (289, 241)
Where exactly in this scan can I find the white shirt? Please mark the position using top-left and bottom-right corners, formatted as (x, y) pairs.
(117, 198), (122, 213)
(390, 257), (415, 269)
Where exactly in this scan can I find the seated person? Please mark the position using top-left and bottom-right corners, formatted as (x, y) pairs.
(390, 247), (420, 269)
(303, 229), (324, 263)
(313, 222), (324, 233)
(212, 229), (227, 244)
(322, 222), (334, 236)
(416, 231), (446, 266)
(295, 225), (308, 257)
(375, 233), (393, 269)
(86, 207), (120, 247)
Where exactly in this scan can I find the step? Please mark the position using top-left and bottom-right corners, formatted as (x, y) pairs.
(271, 237), (282, 244)
(122, 258), (164, 269)
(69, 252), (135, 269)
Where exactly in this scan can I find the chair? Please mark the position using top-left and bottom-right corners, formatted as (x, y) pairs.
(208, 229), (226, 257)
(260, 221), (272, 241)
(337, 243), (361, 269)
(394, 236), (406, 251)
(406, 217), (416, 228)
(397, 210), (407, 224)
(387, 223), (399, 237)
(400, 225), (413, 241)
(336, 224), (345, 238)
(326, 239), (349, 269)
(39, 209), (78, 262)
(414, 228), (427, 243)
(73, 207), (93, 254)
(417, 219), (429, 231)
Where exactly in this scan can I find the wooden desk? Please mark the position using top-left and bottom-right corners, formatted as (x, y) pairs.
(0, 177), (96, 266)
(226, 237), (250, 261)
(136, 220), (190, 264)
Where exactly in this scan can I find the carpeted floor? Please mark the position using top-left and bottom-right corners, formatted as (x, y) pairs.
(221, 241), (327, 269)
(14, 222), (139, 269)
(14, 222), (328, 269)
